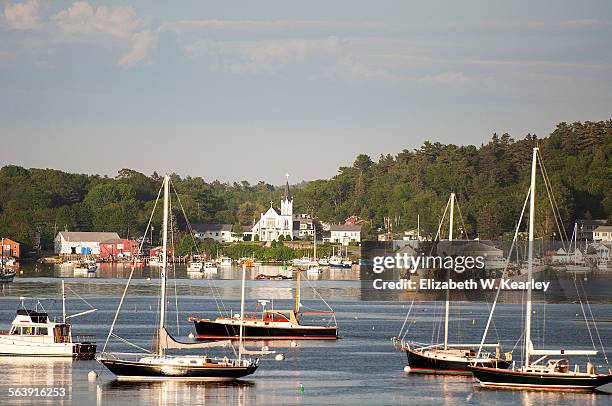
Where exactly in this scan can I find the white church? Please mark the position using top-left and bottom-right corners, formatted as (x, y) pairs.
(252, 175), (312, 241)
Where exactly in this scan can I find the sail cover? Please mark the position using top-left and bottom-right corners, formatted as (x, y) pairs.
(159, 327), (231, 350)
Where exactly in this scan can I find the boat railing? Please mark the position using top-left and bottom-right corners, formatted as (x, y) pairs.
(73, 334), (96, 343)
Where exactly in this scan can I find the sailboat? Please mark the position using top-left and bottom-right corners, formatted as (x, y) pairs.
(96, 175), (259, 381)
(307, 225), (323, 275)
(393, 193), (510, 375)
(190, 269), (338, 340)
(470, 147), (612, 391)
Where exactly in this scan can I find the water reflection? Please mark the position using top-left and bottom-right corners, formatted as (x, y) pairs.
(0, 357), (73, 403)
(99, 379), (255, 406)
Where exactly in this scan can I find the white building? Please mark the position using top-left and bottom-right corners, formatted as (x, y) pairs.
(54, 231), (120, 255)
(330, 224), (362, 246)
(252, 175), (294, 242)
(593, 226), (612, 243)
(578, 219), (608, 241)
(294, 214), (315, 239)
(192, 224), (237, 242)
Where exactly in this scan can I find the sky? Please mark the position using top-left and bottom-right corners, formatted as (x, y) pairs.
(1, 1), (611, 184)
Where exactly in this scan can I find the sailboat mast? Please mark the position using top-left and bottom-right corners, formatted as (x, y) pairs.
(295, 270), (301, 313)
(313, 224), (317, 260)
(159, 174), (170, 356)
(524, 147), (538, 367)
(62, 280), (66, 323)
(444, 193), (455, 350)
(238, 263), (246, 363)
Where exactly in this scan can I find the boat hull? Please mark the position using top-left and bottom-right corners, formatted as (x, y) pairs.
(0, 337), (96, 359)
(406, 348), (510, 375)
(470, 366), (612, 391)
(100, 359), (258, 381)
(192, 319), (338, 340)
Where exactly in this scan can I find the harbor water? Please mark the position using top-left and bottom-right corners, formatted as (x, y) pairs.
(0, 263), (611, 405)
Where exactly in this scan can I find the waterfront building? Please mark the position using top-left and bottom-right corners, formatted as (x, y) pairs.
(192, 223), (237, 242)
(99, 239), (138, 260)
(0, 238), (20, 258)
(594, 225), (612, 243)
(577, 219), (608, 241)
(330, 224), (362, 246)
(54, 231), (120, 256)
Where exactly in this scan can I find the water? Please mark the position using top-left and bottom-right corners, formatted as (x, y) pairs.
(0, 265), (611, 404)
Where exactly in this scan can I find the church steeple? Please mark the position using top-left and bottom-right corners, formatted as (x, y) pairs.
(280, 173), (293, 217)
(284, 173), (291, 201)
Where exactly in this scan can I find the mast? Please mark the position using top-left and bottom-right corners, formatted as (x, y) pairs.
(313, 224), (317, 261)
(295, 270), (301, 313)
(159, 174), (170, 356)
(62, 280), (66, 323)
(238, 263), (246, 363)
(524, 147), (538, 368)
(444, 193), (455, 350)
(417, 214), (420, 241)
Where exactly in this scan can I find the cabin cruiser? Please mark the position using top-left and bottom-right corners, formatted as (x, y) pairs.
(0, 309), (95, 358)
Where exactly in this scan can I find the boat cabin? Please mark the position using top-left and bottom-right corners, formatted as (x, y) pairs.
(6, 310), (73, 344)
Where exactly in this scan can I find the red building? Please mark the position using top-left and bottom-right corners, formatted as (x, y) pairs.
(100, 239), (137, 260)
(150, 246), (173, 258)
(1, 238), (21, 258)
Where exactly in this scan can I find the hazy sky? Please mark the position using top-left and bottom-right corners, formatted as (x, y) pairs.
(1, 1), (611, 184)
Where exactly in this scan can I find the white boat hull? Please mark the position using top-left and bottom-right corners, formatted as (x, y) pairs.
(0, 336), (74, 357)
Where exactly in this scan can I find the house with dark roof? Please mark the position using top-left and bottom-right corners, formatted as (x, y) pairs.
(54, 231), (121, 255)
(192, 223), (235, 242)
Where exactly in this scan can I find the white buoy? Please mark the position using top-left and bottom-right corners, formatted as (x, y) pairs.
(404, 366), (411, 373)
(88, 370), (98, 380)
(372, 326), (375, 330)
(275, 354), (285, 361)
(188, 333), (194, 339)
(290, 341), (298, 347)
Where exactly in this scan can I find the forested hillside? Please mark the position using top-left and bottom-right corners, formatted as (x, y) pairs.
(1, 120), (610, 251)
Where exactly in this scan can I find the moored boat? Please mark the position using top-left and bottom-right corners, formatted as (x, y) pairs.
(0, 281), (96, 358)
(190, 270), (338, 340)
(471, 147), (612, 392)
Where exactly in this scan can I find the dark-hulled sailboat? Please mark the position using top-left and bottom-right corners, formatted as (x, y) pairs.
(97, 175), (258, 381)
(470, 147), (612, 391)
(393, 193), (511, 375)
(190, 270), (338, 340)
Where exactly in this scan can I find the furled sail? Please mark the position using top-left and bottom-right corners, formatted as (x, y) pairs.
(159, 327), (230, 350)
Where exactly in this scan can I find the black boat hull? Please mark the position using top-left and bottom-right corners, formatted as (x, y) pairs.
(192, 319), (338, 340)
(406, 348), (511, 375)
(100, 359), (258, 381)
(471, 366), (612, 391)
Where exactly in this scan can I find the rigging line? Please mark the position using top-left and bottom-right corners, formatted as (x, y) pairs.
(110, 333), (153, 354)
(398, 295), (416, 340)
(64, 284), (96, 310)
(102, 179), (163, 353)
(303, 276), (334, 313)
(169, 178), (228, 316)
(168, 195), (180, 336)
(582, 286), (610, 367)
(536, 151), (569, 248)
(477, 188), (530, 358)
(454, 197), (470, 240)
(574, 277), (596, 364)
